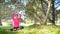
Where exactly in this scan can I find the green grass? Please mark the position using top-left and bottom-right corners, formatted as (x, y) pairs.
(0, 25), (60, 34)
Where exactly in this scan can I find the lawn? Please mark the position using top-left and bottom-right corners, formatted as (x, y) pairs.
(0, 25), (60, 34)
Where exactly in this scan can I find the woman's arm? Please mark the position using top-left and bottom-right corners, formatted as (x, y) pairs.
(18, 13), (22, 19)
(11, 13), (14, 19)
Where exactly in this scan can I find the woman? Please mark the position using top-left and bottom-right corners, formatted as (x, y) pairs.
(11, 10), (22, 31)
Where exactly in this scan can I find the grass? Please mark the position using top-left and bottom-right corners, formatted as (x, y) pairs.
(0, 25), (60, 34)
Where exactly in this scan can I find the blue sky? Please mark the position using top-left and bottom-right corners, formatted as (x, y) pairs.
(5, 0), (28, 6)
(55, 0), (60, 10)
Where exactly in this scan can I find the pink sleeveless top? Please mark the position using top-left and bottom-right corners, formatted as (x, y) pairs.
(11, 13), (22, 27)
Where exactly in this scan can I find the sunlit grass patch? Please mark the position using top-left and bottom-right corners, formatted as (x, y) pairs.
(0, 25), (60, 34)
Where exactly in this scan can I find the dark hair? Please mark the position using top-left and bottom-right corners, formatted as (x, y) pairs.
(14, 14), (18, 17)
(16, 14), (18, 16)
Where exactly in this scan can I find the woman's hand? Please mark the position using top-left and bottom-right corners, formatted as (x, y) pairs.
(13, 11), (18, 14)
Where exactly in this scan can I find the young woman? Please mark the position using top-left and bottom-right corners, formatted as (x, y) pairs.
(11, 11), (22, 30)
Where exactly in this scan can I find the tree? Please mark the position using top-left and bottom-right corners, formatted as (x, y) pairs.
(51, 0), (55, 25)
(0, 7), (1, 26)
(41, 0), (52, 24)
(25, 0), (43, 23)
(0, 0), (3, 26)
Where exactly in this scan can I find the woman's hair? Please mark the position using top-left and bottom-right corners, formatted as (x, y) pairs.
(14, 14), (18, 17)
(16, 14), (18, 16)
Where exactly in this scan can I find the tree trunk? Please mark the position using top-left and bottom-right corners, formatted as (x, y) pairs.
(0, 18), (2, 26)
(41, 0), (52, 25)
(51, 0), (55, 25)
(0, 7), (2, 26)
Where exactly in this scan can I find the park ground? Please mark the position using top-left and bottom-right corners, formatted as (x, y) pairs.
(0, 24), (60, 34)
